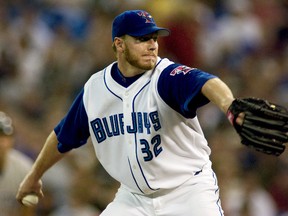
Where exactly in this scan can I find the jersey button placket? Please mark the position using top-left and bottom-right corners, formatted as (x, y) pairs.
(124, 91), (130, 108)
(123, 91), (144, 188)
(123, 90), (135, 164)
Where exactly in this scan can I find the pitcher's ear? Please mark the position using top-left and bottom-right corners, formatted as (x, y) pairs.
(114, 37), (125, 53)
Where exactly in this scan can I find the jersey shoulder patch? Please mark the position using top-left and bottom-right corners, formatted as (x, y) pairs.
(169, 65), (196, 76)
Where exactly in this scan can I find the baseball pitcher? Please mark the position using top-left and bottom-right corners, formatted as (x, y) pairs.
(16, 10), (288, 216)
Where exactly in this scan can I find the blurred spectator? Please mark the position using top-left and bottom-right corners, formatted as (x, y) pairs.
(223, 152), (277, 216)
(48, 170), (101, 216)
(47, 161), (119, 216)
(150, 0), (204, 66)
(268, 161), (288, 215)
(0, 111), (35, 216)
(199, 0), (264, 70)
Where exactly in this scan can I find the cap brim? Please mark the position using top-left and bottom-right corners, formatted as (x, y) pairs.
(157, 28), (170, 37)
(128, 26), (170, 37)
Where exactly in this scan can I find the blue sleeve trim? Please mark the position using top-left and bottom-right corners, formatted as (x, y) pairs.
(54, 88), (90, 153)
(158, 64), (217, 118)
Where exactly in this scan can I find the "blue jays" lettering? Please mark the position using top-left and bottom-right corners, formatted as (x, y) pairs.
(90, 111), (161, 143)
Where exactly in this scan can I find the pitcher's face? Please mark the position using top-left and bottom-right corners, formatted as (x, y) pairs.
(122, 33), (159, 71)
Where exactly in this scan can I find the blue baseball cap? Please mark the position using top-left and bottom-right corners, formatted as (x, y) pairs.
(112, 10), (170, 41)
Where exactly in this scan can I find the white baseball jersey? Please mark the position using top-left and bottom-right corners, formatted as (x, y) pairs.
(55, 57), (217, 195)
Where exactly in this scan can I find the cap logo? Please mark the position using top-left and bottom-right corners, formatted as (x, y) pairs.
(137, 11), (154, 24)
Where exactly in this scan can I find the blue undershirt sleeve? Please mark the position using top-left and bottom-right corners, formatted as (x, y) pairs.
(54, 88), (90, 153)
(157, 64), (217, 118)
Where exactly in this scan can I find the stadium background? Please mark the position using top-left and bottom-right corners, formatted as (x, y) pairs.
(0, 0), (287, 215)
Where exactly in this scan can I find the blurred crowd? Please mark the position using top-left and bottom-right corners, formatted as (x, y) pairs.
(0, 0), (288, 215)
